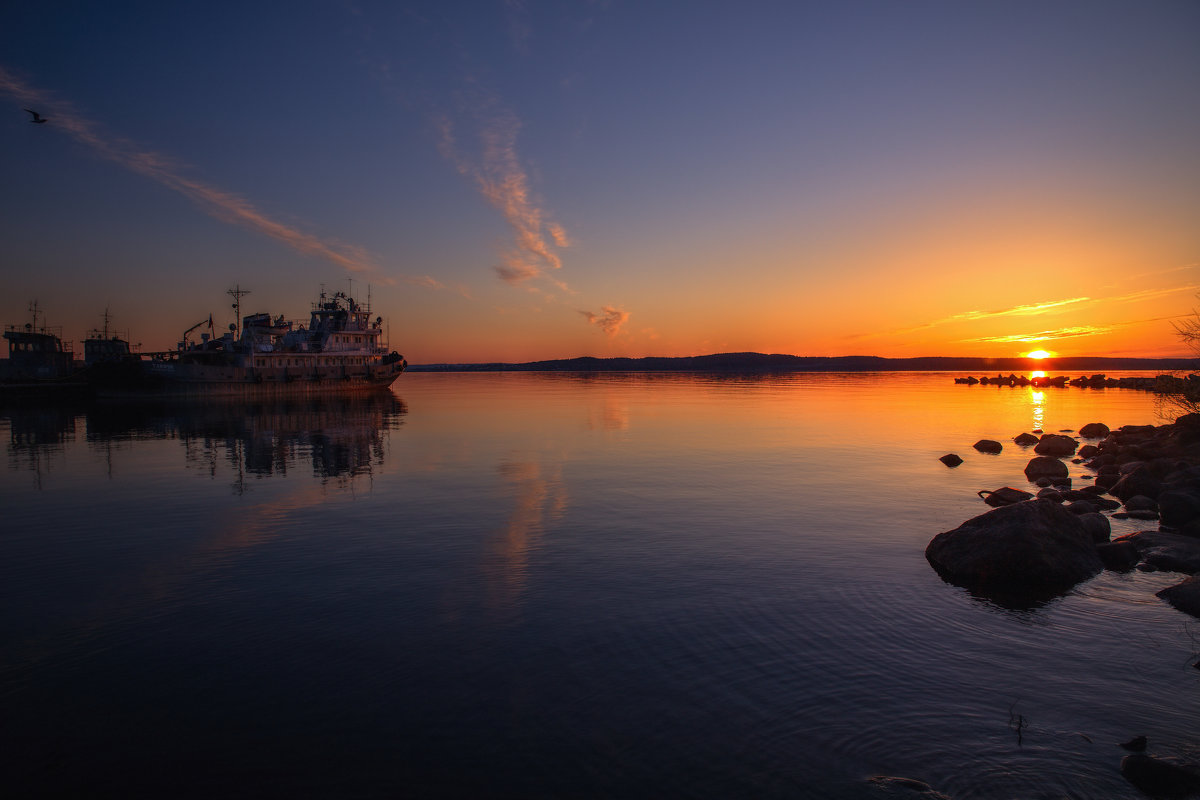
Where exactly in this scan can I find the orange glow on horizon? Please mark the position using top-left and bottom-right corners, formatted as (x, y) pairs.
(1024, 350), (1053, 360)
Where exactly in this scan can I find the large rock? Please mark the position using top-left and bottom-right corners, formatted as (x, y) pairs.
(1158, 487), (1200, 529)
(1096, 540), (1139, 570)
(926, 499), (1103, 603)
(1079, 422), (1111, 438)
(973, 439), (1003, 454)
(1157, 577), (1200, 619)
(1117, 531), (1200, 574)
(1109, 466), (1163, 502)
(1034, 434), (1079, 456)
(1014, 432), (1040, 446)
(1024, 456), (1069, 481)
(1121, 754), (1200, 797)
(1077, 512), (1111, 543)
(1124, 495), (1159, 513)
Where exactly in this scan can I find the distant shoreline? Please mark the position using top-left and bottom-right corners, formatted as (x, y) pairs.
(408, 353), (1198, 373)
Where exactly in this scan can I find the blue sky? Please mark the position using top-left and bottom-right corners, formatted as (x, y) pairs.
(2, 1), (1198, 361)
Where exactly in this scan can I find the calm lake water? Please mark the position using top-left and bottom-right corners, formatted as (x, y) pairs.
(2, 371), (1198, 798)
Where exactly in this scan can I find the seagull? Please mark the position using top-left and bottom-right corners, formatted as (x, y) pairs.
(24, 109), (47, 124)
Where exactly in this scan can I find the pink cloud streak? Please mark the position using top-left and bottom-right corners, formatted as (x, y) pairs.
(1, 66), (445, 290)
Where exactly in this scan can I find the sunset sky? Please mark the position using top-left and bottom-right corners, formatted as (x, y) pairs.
(2, 1), (1197, 363)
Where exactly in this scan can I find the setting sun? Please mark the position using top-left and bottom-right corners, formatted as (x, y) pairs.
(1024, 350), (1053, 360)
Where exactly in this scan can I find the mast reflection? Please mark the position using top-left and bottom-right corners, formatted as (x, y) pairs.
(3, 393), (407, 489)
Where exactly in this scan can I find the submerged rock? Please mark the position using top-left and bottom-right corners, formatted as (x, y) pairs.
(1014, 432), (1040, 446)
(1079, 422), (1111, 438)
(973, 439), (1003, 454)
(977, 487), (1032, 507)
(939, 453), (963, 467)
(867, 775), (951, 799)
(1120, 735), (1148, 752)
(926, 499), (1102, 603)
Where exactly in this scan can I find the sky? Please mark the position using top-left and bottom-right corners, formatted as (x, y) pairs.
(1, 0), (1198, 363)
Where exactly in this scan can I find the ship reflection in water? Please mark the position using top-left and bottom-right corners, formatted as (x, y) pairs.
(3, 392), (407, 490)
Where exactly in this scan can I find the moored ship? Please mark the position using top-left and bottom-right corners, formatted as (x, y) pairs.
(90, 287), (406, 397)
(1, 302), (87, 395)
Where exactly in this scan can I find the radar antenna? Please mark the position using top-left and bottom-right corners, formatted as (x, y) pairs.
(227, 285), (251, 338)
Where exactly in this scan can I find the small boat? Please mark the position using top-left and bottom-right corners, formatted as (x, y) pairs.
(90, 287), (407, 397)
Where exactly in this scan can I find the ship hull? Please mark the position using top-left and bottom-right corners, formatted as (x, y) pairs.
(90, 357), (405, 398)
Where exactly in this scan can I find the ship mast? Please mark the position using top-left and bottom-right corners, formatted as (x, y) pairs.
(227, 285), (251, 338)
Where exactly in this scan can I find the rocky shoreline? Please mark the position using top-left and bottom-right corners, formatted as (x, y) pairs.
(954, 372), (1200, 391)
(918, 414), (1200, 798)
(929, 413), (1200, 613)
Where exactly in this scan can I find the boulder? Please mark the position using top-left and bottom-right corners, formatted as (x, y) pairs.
(1079, 422), (1111, 438)
(1121, 754), (1200, 798)
(973, 439), (1003, 454)
(1117, 531), (1200, 574)
(1124, 495), (1159, 513)
(1078, 444), (1100, 459)
(1096, 540), (1140, 571)
(977, 487), (1033, 506)
(1066, 500), (1098, 515)
(1035, 434), (1079, 456)
(1036, 488), (1064, 502)
(1014, 432), (1040, 446)
(1158, 487), (1200, 529)
(939, 453), (963, 467)
(1025, 456), (1069, 481)
(926, 499), (1103, 602)
(1109, 466), (1164, 502)
(1157, 577), (1200, 619)
(1077, 512), (1111, 543)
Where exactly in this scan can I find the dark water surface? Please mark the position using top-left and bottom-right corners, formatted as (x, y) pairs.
(2, 372), (1198, 798)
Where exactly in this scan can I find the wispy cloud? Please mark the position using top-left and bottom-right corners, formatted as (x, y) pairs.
(851, 282), (1200, 342)
(961, 311), (1190, 344)
(580, 306), (629, 337)
(435, 97), (570, 291)
(962, 326), (1113, 344)
(1100, 284), (1200, 305)
(951, 297), (1092, 322)
(0, 65), (446, 289)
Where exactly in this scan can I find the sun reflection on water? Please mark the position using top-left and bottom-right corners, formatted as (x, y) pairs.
(1030, 388), (1045, 431)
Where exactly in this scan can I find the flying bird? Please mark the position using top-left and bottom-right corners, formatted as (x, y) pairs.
(24, 108), (47, 124)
